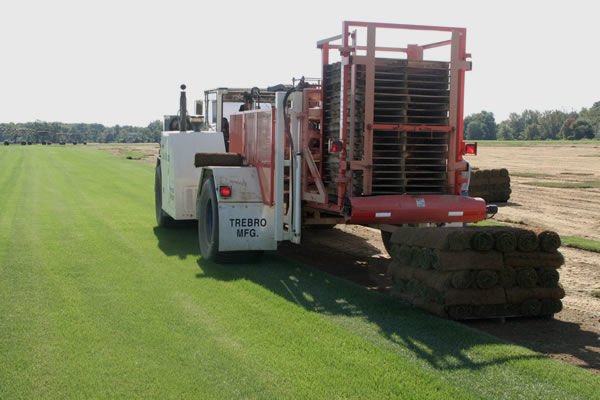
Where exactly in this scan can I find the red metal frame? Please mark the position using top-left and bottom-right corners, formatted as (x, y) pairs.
(229, 109), (276, 206)
(314, 21), (482, 223)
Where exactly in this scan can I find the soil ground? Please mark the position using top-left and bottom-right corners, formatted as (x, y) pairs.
(283, 143), (600, 374)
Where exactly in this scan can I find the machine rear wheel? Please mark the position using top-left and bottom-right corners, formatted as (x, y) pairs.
(197, 177), (262, 264)
(155, 163), (174, 227)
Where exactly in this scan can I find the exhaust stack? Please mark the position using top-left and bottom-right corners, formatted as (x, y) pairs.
(179, 84), (187, 132)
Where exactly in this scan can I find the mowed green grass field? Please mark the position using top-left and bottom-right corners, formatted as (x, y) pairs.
(1, 145), (598, 399)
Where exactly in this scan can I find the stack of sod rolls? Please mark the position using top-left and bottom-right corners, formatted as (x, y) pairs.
(388, 226), (564, 319)
(469, 168), (511, 203)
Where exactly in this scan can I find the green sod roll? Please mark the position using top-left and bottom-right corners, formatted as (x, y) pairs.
(516, 268), (538, 288)
(541, 298), (563, 315)
(517, 231), (539, 252)
(476, 270), (499, 289)
(415, 248), (431, 269)
(444, 287), (506, 306)
(539, 231), (561, 253)
(471, 231), (495, 251)
(447, 305), (473, 320)
(447, 230), (472, 251)
(504, 251), (564, 268)
(412, 298), (448, 318)
(451, 270), (475, 289)
(505, 287), (565, 304)
(537, 268), (560, 288)
(521, 299), (542, 316)
(500, 267), (516, 288)
(503, 303), (521, 316)
(494, 230), (517, 253)
(389, 244), (402, 260)
(473, 304), (502, 318)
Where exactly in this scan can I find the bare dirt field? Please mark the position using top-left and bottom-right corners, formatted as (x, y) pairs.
(283, 143), (600, 374)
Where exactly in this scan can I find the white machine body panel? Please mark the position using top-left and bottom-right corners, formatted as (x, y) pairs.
(161, 131), (225, 219)
(218, 203), (276, 251)
(211, 167), (263, 203)
(207, 166), (277, 251)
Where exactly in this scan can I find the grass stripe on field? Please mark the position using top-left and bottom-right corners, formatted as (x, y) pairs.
(1, 146), (598, 399)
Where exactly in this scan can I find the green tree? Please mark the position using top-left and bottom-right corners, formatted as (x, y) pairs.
(464, 111), (496, 140)
(571, 119), (595, 140)
(524, 124), (542, 140)
(579, 101), (600, 137)
(496, 122), (514, 140)
(465, 120), (488, 140)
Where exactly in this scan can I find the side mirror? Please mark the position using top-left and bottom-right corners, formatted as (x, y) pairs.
(195, 100), (204, 116)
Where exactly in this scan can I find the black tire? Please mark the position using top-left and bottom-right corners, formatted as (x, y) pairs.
(155, 163), (174, 227)
(197, 177), (263, 263)
(380, 230), (393, 256)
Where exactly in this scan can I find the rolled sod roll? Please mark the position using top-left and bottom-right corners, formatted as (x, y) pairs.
(500, 267), (516, 288)
(537, 268), (560, 288)
(538, 231), (561, 253)
(444, 287), (506, 306)
(391, 278), (410, 293)
(541, 298), (563, 315)
(505, 287), (565, 304)
(447, 305), (474, 320)
(412, 268), (452, 292)
(516, 268), (538, 288)
(471, 231), (495, 251)
(503, 251), (565, 269)
(412, 298), (448, 318)
(390, 227), (481, 251)
(473, 304), (503, 318)
(517, 231), (539, 252)
(390, 244), (413, 264)
(389, 262), (414, 282)
(491, 190), (511, 203)
(476, 270), (499, 289)
(389, 243), (402, 260)
(433, 250), (504, 271)
(447, 230), (473, 251)
(494, 230), (517, 253)
(451, 270), (475, 289)
(488, 176), (511, 185)
(503, 302), (521, 316)
(389, 264), (452, 292)
(414, 247), (432, 269)
(521, 299), (542, 316)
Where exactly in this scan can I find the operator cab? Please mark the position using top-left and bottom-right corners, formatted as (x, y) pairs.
(203, 87), (280, 134)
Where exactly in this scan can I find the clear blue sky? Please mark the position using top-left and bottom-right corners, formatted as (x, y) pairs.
(1, 0), (598, 126)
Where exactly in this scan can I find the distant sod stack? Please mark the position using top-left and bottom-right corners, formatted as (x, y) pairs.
(388, 226), (564, 320)
(469, 168), (511, 203)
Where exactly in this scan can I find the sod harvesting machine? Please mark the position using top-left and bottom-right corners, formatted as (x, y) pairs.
(155, 21), (565, 319)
